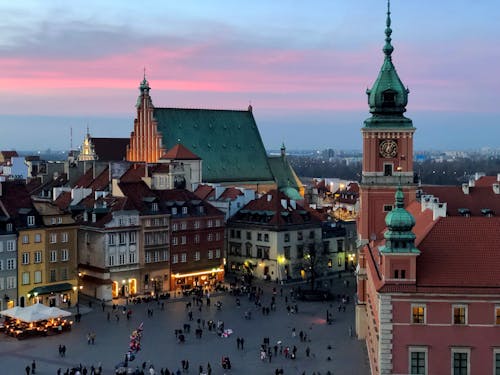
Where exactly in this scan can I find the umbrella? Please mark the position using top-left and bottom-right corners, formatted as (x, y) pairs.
(46, 307), (71, 318)
(0, 306), (24, 319)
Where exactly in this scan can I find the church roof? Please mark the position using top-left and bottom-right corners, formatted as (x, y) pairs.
(161, 143), (201, 160)
(154, 107), (274, 183)
(90, 137), (129, 161)
(267, 155), (301, 191)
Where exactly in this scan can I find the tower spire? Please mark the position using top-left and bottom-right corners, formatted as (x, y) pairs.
(383, 0), (394, 59)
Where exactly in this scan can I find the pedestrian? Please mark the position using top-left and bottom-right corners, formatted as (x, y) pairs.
(58, 344), (63, 357)
(349, 325), (353, 337)
(236, 337), (241, 350)
(62, 345), (66, 357)
(306, 346), (310, 357)
(241, 337), (244, 350)
(31, 360), (36, 374)
(57, 369), (61, 375)
(87, 332), (91, 344)
(91, 332), (96, 344)
(101, 301), (105, 312)
(25, 365), (30, 375)
(292, 327), (296, 338)
(207, 363), (211, 375)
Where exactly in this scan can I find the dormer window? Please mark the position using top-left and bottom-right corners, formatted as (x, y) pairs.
(172, 207), (177, 215)
(152, 203), (158, 212)
(382, 91), (396, 106)
(182, 207), (188, 215)
(6, 223), (12, 232)
(27, 216), (35, 226)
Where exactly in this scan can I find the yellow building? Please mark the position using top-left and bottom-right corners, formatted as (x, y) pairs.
(18, 200), (79, 307)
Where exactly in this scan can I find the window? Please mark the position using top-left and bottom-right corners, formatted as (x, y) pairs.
(284, 246), (291, 260)
(22, 252), (30, 265)
(61, 268), (68, 280)
(246, 232), (252, 240)
(61, 249), (69, 262)
(394, 270), (399, 279)
(6, 258), (15, 270)
(0, 278), (3, 290)
(108, 255), (115, 266)
(172, 254), (178, 264)
(34, 270), (42, 284)
(257, 233), (262, 241)
(22, 272), (30, 285)
(182, 207), (188, 215)
(309, 231), (315, 239)
(451, 348), (470, 375)
(108, 234), (116, 246)
(453, 305), (467, 325)
(194, 221), (200, 229)
(34, 251), (42, 263)
(119, 254), (126, 265)
(297, 245), (304, 258)
(215, 220), (221, 227)
(208, 250), (213, 260)
(6, 223), (12, 232)
(145, 252), (151, 263)
(401, 269), (406, 279)
(34, 233), (41, 243)
(412, 305), (426, 324)
(172, 207), (177, 215)
(6, 276), (16, 289)
(284, 233), (290, 242)
(119, 232), (127, 245)
(181, 236), (186, 245)
(0, 260), (3, 270)
(57, 217), (62, 224)
(208, 233), (214, 242)
(207, 220), (213, 228)
(61, 232), (68, 243)
(215, 249), (221, 258)
(384, 163), (393, 176)
(172, 223), (178, 231)
(172, 237), (178, 246)
(22, 235), (29, 244)
(50, 251), (57, 263)
(49, 269), (56, 282)
(216, 232), (221, 241)
(129, 253), (137, 263)
(297, 232), (303, 241)
(6, 240), (15, 251)
(194, 251), (200, 261)
(337, 239), (344, 252)
(181, 222), (187, 230)
(383, 204), (393, 212)
(130, 231), (136, 244)
(152, 202), (158, 212)
(27, 216), (35, 226)
(494, 350), (500, 375)
(194, 235), (200, 244)
(408, 347), (427, 375)
(264, 233), (269, 242)
(49, 233), (57, 243)
(245, 244), (252, 257)
(181, 253), (187, 263)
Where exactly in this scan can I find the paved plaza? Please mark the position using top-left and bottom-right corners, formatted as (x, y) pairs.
(0, 274), (369, 375)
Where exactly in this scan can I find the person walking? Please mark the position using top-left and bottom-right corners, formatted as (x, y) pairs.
(240, 337), (245, 350)
(25, 365), (30, 375)
(31, 360), (36, 374)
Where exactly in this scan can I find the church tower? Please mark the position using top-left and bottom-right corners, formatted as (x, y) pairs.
(357, 0), (416, 244)
(126, 73), (165, 163)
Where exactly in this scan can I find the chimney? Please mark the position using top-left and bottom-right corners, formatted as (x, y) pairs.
(468, 178), (475, 187)
(267, 194), (272, 202)
(493, 183), (500, 195)
(462, 183), (469, 195)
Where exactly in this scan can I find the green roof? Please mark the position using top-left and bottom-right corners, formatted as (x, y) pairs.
(267, 155), (300, 191)
(364, 1), (414, 129)
(154, 108), (274, 183)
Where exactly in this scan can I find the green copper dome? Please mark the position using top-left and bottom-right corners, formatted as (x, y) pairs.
(380, 186), (420, 254)
(365, 0), (412, 125)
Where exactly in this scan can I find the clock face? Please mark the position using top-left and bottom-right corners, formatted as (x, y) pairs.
(379, 139), (398, 158)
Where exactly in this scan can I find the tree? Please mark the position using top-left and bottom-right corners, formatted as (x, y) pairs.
(296, 242), (328, 291)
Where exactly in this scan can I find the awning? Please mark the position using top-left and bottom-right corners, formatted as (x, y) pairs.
(28, 282), (74, 296)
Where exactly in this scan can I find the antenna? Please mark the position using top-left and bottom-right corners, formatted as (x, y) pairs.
(70, 126), (73, 150)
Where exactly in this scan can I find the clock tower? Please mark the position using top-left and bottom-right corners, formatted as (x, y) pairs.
(357, 0), (417, 245)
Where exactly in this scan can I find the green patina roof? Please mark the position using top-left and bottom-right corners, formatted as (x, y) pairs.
(268, 155), (300, 191)
(364, 1), (413, 129)
(380, 186), (420, 254)
(280, 186), (302, 201)
(154, 108), (274, 183)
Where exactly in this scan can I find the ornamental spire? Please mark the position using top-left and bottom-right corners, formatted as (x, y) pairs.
(383, 0), (394, 59)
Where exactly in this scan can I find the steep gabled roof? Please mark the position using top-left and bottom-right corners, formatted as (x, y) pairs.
(194, 184), (215, 200)
(475, 175), (498, 187)
(154, 107), (274, 183)
(230, 190), (321, 228)
(90, 137), (129, 161)
(218, 187), (243, 201)
(54, 191), (72, 211)
(162, 143), (201, 160)
(267, 155), (300, 191)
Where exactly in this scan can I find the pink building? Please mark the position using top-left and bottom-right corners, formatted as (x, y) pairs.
(356, 2), (500, 374)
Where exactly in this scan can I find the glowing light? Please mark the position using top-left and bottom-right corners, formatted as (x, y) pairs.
(172, 268), (224, 278)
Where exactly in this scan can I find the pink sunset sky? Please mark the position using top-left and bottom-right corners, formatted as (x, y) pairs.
(0, 0), (499, 151)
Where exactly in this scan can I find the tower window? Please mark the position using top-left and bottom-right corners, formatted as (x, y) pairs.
(394, 270), (399, 279)
(383, 91), (396, 105)
(401, 270), (406, 279)
(384, 164), (393, 176)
